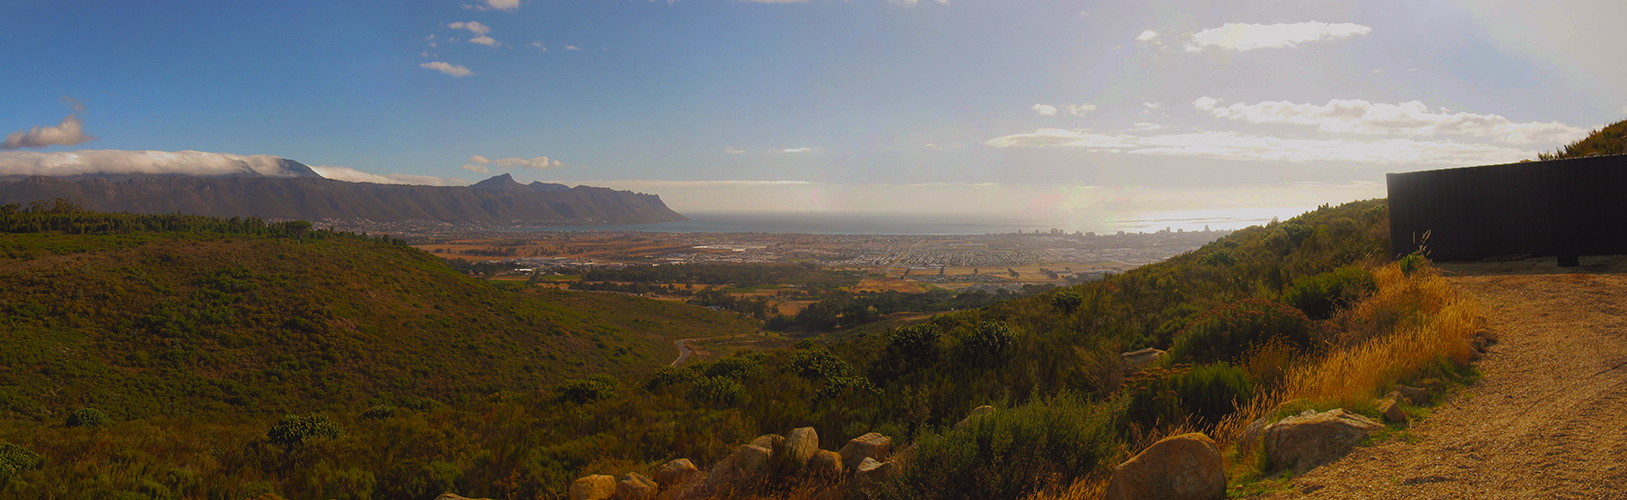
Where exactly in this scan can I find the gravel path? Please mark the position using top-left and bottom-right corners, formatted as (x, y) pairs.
(1268, 256), (1627, 499)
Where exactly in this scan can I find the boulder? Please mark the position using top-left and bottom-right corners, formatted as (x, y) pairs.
(1375, 398), (1407, 424)
(1475, 328), (1499, 345)
(854, 457), (895, 488)
(838, 432), (892, 471)
(806, 449), (844, 477)
(1392, 385), (1430, 406)
(1103, 433), (1225, 500)
(784, 427), (820, 466)
(434, 494), (492, 500)
(1121, 348), (1166, 374)
(734, 444), (773, 476)
(955, 405), (995, 429)
(1262, 409), (1383, 474)
(652, 458), (699, 487)
(749, 434), (782, 450)
(617, 473), (658, 500)
(570, 475), (617, 500)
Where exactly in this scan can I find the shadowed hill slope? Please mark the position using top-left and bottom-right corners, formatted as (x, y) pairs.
(1538, 118), (1627, 160)
(0, 173), (686, 224)
(0, 210), (752, 421)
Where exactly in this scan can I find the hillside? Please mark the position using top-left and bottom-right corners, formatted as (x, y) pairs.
(0, 172), (687, 224)
(0, 207), (754, 422)
(1537, 117), (1627, 160)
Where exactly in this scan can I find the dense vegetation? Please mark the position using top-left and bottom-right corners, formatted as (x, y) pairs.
(1536, 117), (1627, 160)
(0, 198), (1462, 500)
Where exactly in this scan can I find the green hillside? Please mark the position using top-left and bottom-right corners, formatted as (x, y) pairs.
(1537, 117), (1627, 160)
(0, 204), (755, 422)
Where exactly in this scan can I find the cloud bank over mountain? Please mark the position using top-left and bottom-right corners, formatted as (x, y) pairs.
(0, 150), (313, 178)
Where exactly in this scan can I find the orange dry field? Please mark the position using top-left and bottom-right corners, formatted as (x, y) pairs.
(415, 237), (736, 262)
(851, 278), (926, 293)
(884, 262), (1129, 281)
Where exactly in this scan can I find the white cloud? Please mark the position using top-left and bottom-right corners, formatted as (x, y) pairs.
(1133, 123), (1163, 131)
(420, 61), (472, 77)
(312, 166), (467, 186)
(922, 143), (944, 150)
(1032, 104), (1058, 116)
(470, 36), (499, 47)
(2, 114), (96, 150)
(565, 45), (581, 51)
(466, 0), (520, 12)
(1620, 106), (1627, 115)
(1143, 102), (1163, 110)
(984, 128), (1535, 166)
(1193, 96), (1587, 144)
(1063, 104), (1096, 117)
(0, 150), (309, 177)
(730, 0), (812, 3)
(779, 147), (813, 153)
(586, 179), (812, 188)
(1186, 22), (1372, 51)
(448, 21), (491, 36)
(724, 147), (745, 154)
(420, 51), (431, 58)
(530, 41), (544, 49)
(1079, 11), (1089, 18)
(1135, 30), (1159, 42)
(462, 154), (565, 173)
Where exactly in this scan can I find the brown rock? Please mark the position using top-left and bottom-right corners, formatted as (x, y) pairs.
(785, 427), (820, 466)
(616, 473), (658, 500)
(652, 458), (699, 487)
(1375, 398), (1408, 424)
(734, 444), (773, 475)
(1262, 409), (1383, 474)
(1475, 328), (1499, 345)
(806, 449), (844, 477)
(1103, 432), (1225, 500)
(838, 432), (892, 471)
(570, 475), (617, 500)
(854, 457), (895, 488)
(1121, 348), (1166, 374)
(749, 434), (782, 450)
(1393, 385), (1430, 406)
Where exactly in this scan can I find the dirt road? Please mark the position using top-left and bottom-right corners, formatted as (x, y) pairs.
(1271, 256), (1627, 499)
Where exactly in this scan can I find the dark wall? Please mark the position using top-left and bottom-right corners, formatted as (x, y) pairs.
(1387, 154), (1627, 260)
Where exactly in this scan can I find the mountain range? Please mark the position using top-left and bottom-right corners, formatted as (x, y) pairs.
(0, 158), (686, 224)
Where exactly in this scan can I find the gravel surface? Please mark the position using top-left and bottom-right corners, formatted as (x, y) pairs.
(1263, 256), (1627, 499)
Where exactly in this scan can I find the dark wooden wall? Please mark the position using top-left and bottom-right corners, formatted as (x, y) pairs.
(1386, 154), (1627, 261)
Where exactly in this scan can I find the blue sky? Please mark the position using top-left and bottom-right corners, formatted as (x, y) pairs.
(2, 0), (1624, 221)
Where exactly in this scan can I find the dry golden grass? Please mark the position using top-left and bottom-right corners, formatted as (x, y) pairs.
(1020, 475), (1110, 500)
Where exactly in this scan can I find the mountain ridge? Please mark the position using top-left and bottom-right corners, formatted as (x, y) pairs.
(0, 172), (687, 225)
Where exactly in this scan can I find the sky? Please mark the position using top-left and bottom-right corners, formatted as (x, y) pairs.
(2, 0), (1624, 226)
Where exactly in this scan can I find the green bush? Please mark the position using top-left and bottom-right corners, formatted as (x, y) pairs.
(1284, 266), (1376, 319)
(1050, 290), (1084, 314)
(66, 407), (110, 428)
(0, 442), (42, 482)
(1171, 363), (1254, 428)
(1199, 249), (1236, 266)
(267, 414), (345, 448)
(702, 355), (763, 380)
(556, 374), (618, 404)
(1117, 367), (1186, 431)
(642, 366), (697, 392)
(360, 405), (399, 420)
(784, 348), (853, 381)
(1169, 299), (1312, 364)
(959, 321), (1015, 360)
(875, 395), (1118, 500)
(813, 375), (880, 404)
(882, 323), (942, 373)
(687, 376), (747, 407)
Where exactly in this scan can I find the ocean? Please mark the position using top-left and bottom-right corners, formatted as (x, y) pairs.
(521, 206), (1319, 235)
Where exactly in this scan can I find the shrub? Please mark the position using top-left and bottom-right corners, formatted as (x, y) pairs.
(785, 348), (853, 381)
(642, 366), (697, 392)
(1171, 363), (1254, 428)
(875, 395), (1118, 500)
(884, 323), (942, 370)
(556, 374), (618, 404)
(360, 405), (399, 420)
(66, 407), (110, 428)
(0, 442), (42, 482)
(813, 375), (880, 404)
(687, 376), (748, 407)
(1117, 367), (1186, 431)
(267, 414), (345, 448)
(703, 355), (763, 380)
(1169, 299), (1312, 364)
(959, 321), (1016, 360)
(1051, 290), (1084, 314)
(1284, 266), (1376, 319)
(1199, 249), (1236, 266)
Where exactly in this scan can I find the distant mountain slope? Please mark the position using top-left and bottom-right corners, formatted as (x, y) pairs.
(0, 211), (755, 420)
(0, 172), (687, 224)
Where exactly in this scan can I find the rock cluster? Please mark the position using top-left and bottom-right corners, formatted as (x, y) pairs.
(1104, 433), (1225, 500)
(1261, 409), (1383, 474)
